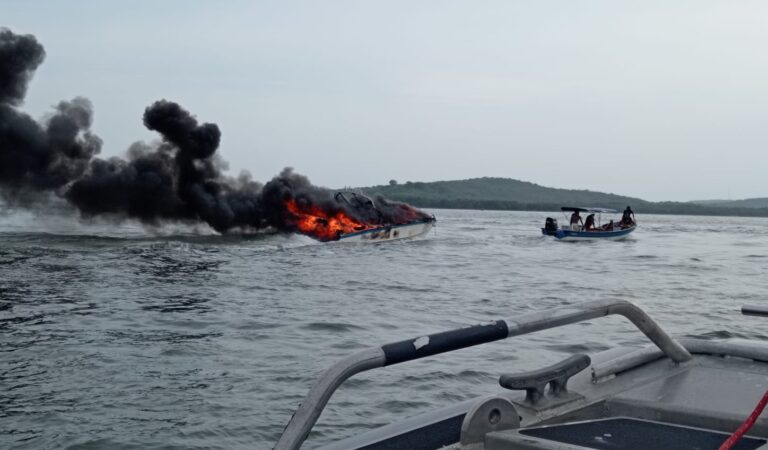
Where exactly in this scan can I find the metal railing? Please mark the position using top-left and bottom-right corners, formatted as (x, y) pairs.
(274, 299), (692, 450)
(591, 338), (768, 382)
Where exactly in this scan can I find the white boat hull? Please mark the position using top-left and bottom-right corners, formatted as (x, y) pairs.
(542, 225), (636, 241)
(338, 220), (434, 243)
(557, 226), (636, 241)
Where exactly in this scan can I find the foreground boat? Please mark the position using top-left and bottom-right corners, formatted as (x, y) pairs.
(275, 300), (768, 449)
(542, 207), (636, 241)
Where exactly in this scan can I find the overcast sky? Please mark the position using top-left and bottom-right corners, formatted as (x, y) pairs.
(5, 0), (768, 201)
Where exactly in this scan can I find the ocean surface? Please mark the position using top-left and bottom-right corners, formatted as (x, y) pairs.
(2, 209), (768, 449)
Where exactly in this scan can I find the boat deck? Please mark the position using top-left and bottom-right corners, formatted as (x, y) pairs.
(278, 301), (768, 450)
(441, 346), (768, 449)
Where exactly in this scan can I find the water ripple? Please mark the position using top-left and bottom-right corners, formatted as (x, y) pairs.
(1, 211), (767, 449)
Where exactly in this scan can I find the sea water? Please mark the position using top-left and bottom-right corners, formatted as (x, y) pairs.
(2, 209), (767, 449)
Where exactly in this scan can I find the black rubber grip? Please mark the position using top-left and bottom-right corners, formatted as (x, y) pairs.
(742, 305), (768, 317)
(381, 320), (508, 366)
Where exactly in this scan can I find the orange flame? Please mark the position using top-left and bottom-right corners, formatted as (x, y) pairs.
(284, 199), (376, 241)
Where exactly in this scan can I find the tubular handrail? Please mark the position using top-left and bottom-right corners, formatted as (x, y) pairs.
(591, 338), (768, 381)
(273, 299), (691, 450)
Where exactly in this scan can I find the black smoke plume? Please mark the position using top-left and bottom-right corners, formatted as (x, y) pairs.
(0, 28), (431, 238)
(0, 29), (101, 199)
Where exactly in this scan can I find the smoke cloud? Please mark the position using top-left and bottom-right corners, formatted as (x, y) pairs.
(0, 28), (431, 239)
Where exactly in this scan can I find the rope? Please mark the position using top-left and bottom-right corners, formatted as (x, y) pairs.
(718, 390), (768, 450)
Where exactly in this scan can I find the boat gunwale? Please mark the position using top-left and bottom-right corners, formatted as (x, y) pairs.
(554, 224), (637, 240)
(337, 219), (435, 240)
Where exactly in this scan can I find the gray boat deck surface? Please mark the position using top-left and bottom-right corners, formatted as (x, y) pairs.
(469, 351), (768, 449)
(367, 345), (768, 450)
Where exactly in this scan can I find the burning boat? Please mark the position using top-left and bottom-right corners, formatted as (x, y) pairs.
(334, 217), (436, 243)
(0, 29), (436, 241)
(284, 191), (435, 242)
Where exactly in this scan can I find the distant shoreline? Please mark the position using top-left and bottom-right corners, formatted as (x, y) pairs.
(407, 203), (768, 219)
(360, 177), (768, 219)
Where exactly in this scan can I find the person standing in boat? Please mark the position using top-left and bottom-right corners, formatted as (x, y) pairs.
(584, 214), (596, 231)
(570, 210), (583, 229)
(621, 206), (635, 227)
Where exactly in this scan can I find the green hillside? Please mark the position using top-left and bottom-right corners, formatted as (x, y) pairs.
(364, 177), (648, 210)
(361, 177), (768, 217)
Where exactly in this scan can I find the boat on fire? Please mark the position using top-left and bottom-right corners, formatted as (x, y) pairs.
(332, 192), (435, 243)
(335, 218), (436, 243)
(542, 207), (636, 241)
(285, 191), (435, 242)
(274, 300), (768, 450)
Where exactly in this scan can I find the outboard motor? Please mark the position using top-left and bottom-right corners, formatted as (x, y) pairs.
(543, 217), (558, 236)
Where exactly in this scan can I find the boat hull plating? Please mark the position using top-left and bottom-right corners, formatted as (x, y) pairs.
(338, 220), (434, 243)
(543, 225), (636, 241)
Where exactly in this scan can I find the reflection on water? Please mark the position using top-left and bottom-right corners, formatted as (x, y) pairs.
(1, 211), (768, 449)
(139, 294), (212, 314)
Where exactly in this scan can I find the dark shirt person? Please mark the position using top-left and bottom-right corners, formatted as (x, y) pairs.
(584, 214), (596, 231)
(621, 206), (635, 226)
(602, 220), (615, 231)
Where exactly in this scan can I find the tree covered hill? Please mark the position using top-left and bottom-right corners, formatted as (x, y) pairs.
(361, 177), (768, 217)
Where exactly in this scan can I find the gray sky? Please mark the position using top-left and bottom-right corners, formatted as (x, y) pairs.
(5, 0), (768, 202)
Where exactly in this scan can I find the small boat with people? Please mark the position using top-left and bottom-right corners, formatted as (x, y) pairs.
(542, 206), (637, 241)
(274, 300), (768, 450)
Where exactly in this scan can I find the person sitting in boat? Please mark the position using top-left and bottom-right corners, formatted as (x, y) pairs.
(620, 206), (635, 227)
(570, 210), (583, 228)
(601, 220), (615, 231)
(584, 214), (596, 231)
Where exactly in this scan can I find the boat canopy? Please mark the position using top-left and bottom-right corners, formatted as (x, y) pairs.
(335, 191), (375, 209)
(561, 206), (619, 214)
